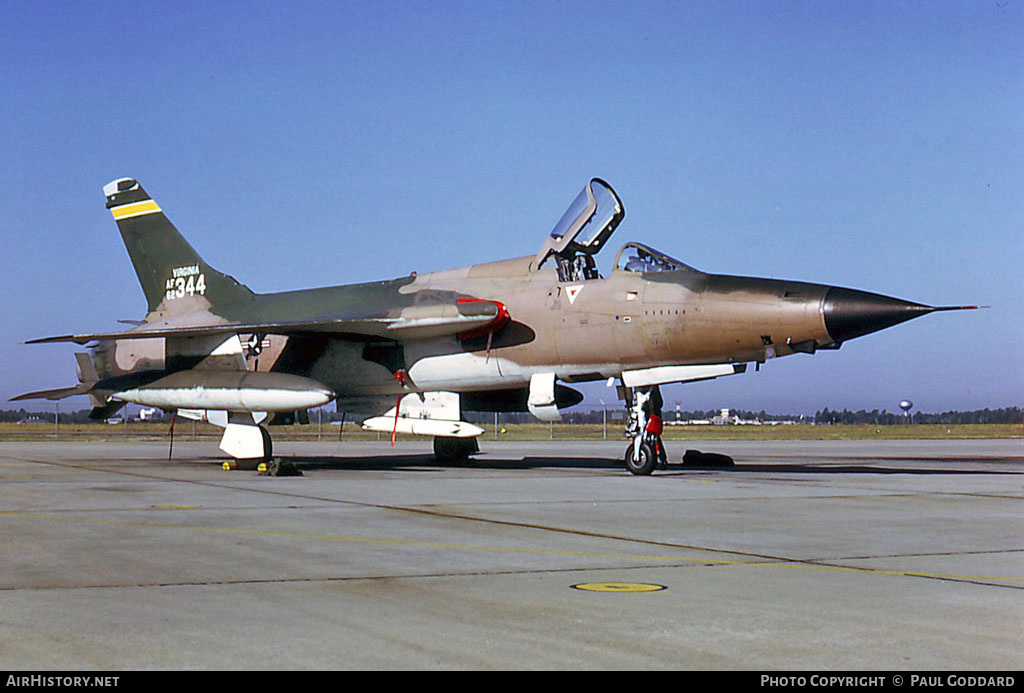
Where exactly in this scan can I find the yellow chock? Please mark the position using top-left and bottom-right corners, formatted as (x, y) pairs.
(222, 461), (237, 471)
(257, 463), (267, 473)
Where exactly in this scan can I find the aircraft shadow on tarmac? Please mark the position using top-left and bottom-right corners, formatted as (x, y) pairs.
(658, 463), (1021, 476)
(276, 454), (620, 472)
(211, 453), (1021, 476)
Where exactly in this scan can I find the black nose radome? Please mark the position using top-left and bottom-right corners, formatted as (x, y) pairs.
(823, 287), (977, 343)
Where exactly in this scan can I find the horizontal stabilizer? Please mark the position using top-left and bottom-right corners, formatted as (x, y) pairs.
(10, 384), (92, 401)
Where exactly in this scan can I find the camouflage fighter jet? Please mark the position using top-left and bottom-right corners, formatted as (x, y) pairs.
(14, 177), (976, 472)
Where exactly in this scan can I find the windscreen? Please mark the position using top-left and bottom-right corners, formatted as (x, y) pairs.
(615, 243), (695, 273)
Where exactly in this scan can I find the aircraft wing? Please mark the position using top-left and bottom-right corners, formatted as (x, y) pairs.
(27, 299), (509, 346)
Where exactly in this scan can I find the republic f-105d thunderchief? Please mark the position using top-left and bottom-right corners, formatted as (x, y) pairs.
(15, 177), (976, 473)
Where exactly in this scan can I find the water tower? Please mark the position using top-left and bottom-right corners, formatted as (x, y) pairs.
(899, 400), (913, 422)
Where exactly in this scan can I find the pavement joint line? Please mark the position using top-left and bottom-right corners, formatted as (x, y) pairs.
(6, 454), (1024, 576)
(4, 504), (1022, 560)
(2, 508), (1021, 589)
(0, 507), (755, 565)
(0, 562), (711, 593)
(6, 453), (1023, 589)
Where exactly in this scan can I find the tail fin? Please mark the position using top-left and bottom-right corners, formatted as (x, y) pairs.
(104, 178), (254, 316)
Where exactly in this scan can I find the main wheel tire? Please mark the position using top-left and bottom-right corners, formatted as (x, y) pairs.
(433, 436), (477, 461)
(623, 442), (657, 475)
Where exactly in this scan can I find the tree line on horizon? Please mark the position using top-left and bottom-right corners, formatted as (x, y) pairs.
(3, 406), (1021, 426)
(544, 406), (1024, 426)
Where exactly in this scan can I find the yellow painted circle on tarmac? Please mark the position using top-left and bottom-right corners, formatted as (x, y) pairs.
(571, 582), (667, 593)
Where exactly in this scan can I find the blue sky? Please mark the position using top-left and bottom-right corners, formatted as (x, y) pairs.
(1, 0), (1021, 415)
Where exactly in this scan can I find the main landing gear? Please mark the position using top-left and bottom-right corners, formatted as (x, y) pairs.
(433, 436), (480, 462)
(220, 420), (273, 462)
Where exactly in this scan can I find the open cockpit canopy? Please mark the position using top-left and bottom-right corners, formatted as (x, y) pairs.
(534, 179), (698, 281)
(548, 178), (623, 253)
(534, 178), (623, 278)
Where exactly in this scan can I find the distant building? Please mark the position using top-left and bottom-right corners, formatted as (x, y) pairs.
(713, 408), (735, 425)
(665, 408), (799, 426)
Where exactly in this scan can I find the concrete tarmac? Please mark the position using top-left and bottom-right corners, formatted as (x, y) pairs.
(0, 438), (1021, 670)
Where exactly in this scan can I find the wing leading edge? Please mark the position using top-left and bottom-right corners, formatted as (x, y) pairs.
(26, 299), (509, 345)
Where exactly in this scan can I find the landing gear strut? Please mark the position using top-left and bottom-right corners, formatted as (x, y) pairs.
(219, 417), (273, 462)
(620, 384), (667, 475)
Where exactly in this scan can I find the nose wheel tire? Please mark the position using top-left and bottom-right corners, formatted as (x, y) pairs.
(624, 442), (657, 475)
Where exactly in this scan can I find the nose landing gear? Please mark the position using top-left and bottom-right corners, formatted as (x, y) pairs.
(623, 439), (657, 475)
(621, 384), (667, 476)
